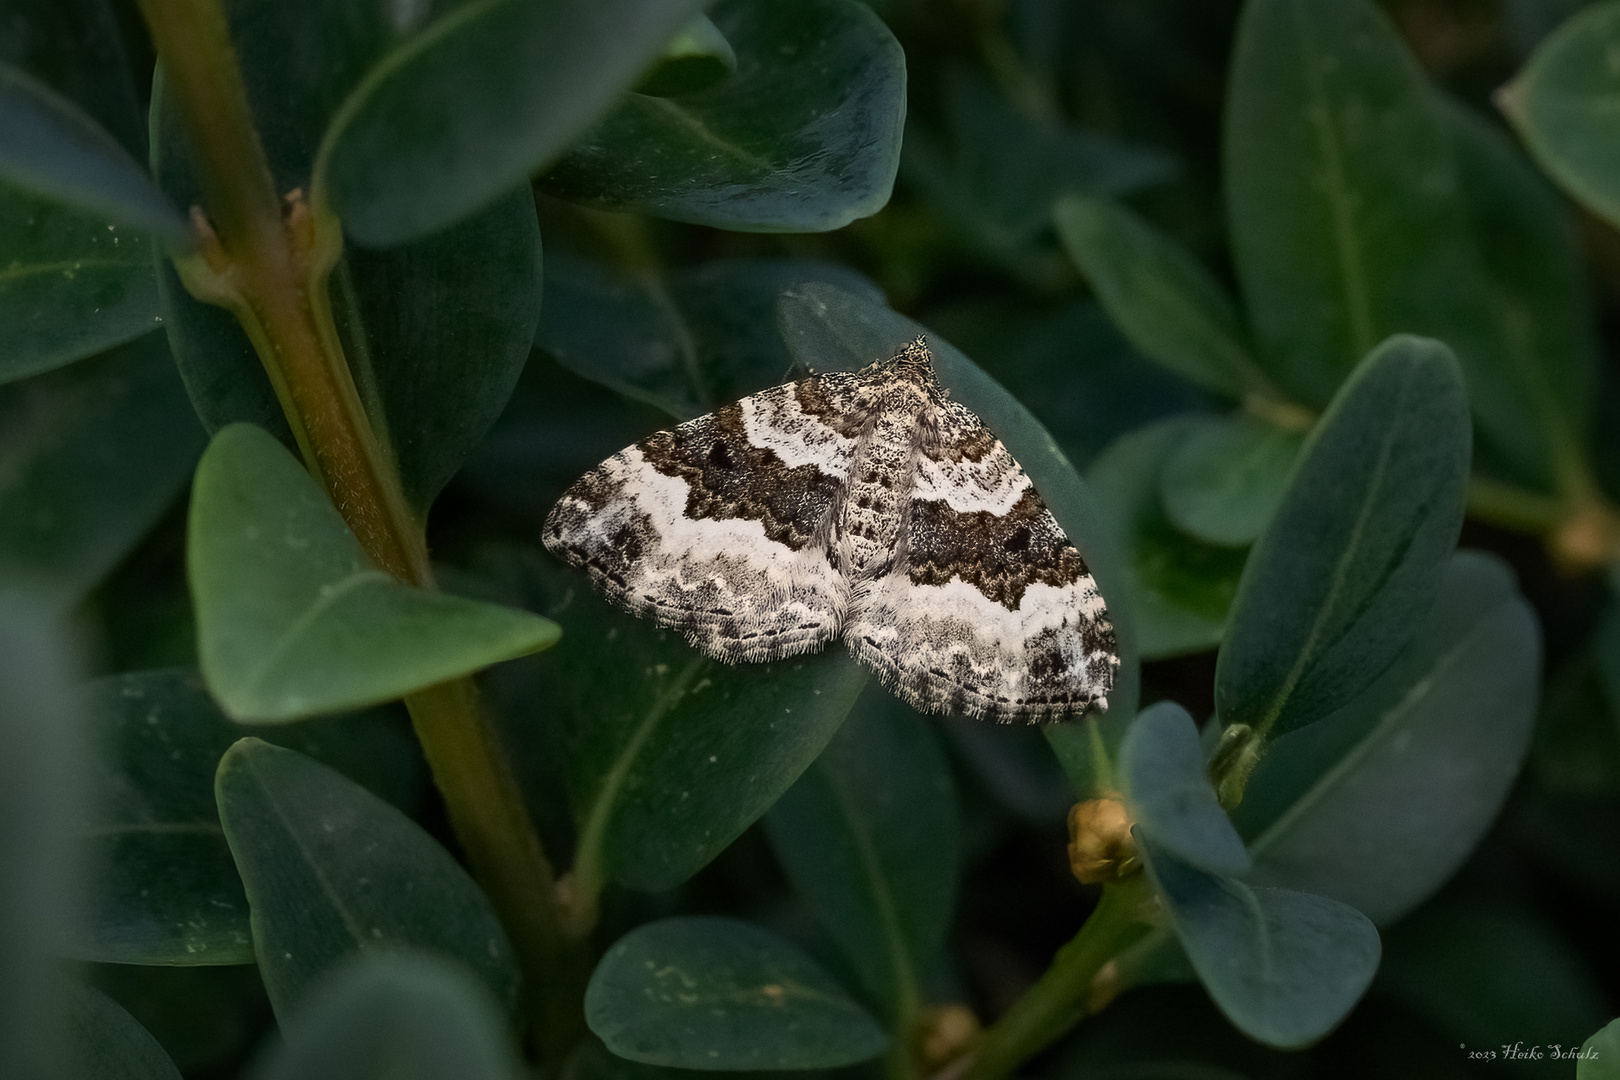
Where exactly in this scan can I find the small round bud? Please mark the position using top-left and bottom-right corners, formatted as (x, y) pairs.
(914, 1003), (980, 1069)
(1067, 797), (1137, 884)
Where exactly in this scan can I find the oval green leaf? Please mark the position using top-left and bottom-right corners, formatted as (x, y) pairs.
(763, 689), (959, 1023)
(1138, 836), (1380, 1049)
(251, 951), (523, 1080)
(1159, 413), (1304, 548)
(0, 187), (162, 383)
(905, 73), (1173, 274)
(1224, 0), (1488, 408)
(1580, 1017), (1620, 1080)
(535, 253), (885, 421)
(317, 0), (707, 246)
(331, 190), (542, 513)
(187, 423), (559, 721)
(1215, 335), (1470, 742)
(495, 553), (867, 898)
(1501, 1), (1620, 231)
(1236, 552), (1540, 925)
(1053, 194), (1263, 400)
(541, 0), (905, 232)
(0, 333), (202, 610)
(215, 738), (519, 1021)
(64, 980), (182, 1080)
(1442, 91), (1597, 492)
(1121, 701), (1250, 876)
(585, 916), (889, 1069)
(71, 668), (421, 965)
(1086, 417), (1247, 660)
(0, 62), (186, 242)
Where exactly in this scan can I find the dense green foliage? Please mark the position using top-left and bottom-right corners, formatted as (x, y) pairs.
(2, 0), (1618, 1077)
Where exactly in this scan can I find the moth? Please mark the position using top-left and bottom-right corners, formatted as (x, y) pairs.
(543, 338), (1117, 721)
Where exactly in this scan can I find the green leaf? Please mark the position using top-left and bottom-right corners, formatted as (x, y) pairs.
(1442, 92), (1598, 491)
(71, 668), (421, 965)
(929, 299), (1212, 472)
(0, 62), (186, 241)
(1501, 1), (1620, 230)
(0, 187), (162, 382)
(251, 951), (523, 1080)
(215, 738), (520, 1021)
(63, 980), (182, 1080)
(1159, 414), (1304, 547)
(1215, 335), (1470, 742)
(316, 0), (708, 245)
(86, 964), (271, 1076)
(1580, 1017), (1620, 1080)
(1120, 702), (1249, 876)
(330, 189), (542, 513)
(903, 72), (1172, 275)
(763, 688), (959, 1022)
(1053, 194), (1262, 399)
(635, 13), (737, 97)
(0, 333), (203, 610)
(1139, 837), (1380, 1050)
(535, 253), (884, 420)
(1223, 0), (1488, 408)
(1235, 552), (1540, 926)
(541, 0), (905, 232)
(1086, 417), (1247, 660)
(497, 552), (867, 895)
(775, 282), (1140, 719)
(153, 70), (544, 511)
(187, 423), (559, 721)
(585, 917), (889, 1069)
(0, 595), (85, 1080)
(0, 0), (148, 158)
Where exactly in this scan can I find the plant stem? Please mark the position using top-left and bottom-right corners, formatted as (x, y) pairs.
(1466, 475), (1566, 534)
(406, 680), (587, 1057)
(139, 0), (585, 1056)
(140, 0), (426, 585)
(950, 878), (1152, 1080)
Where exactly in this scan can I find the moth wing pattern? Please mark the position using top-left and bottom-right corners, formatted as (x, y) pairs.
(844, 400), (1117, 721)
(543, 374), (865, 663)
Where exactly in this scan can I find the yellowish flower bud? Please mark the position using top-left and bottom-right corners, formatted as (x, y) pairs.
(1067, 797), (1138, 884)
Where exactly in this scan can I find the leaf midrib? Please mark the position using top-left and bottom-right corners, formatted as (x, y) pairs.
(1248, 604), (1503, 860)
(571, 655), (707, 899)
(239, 750), (374, 951)
(240, 569), (391, 703)
(821, 762), (919, 1025)
(1292, 0), (1376, 360)
(1248, 362), (1411, 739)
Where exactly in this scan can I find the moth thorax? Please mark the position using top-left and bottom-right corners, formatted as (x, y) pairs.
(841, 406), (922, 578)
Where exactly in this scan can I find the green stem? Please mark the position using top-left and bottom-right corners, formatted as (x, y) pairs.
(405, 681), (588, 1059)
(138, 0), (584, 1058)
(1466, 475), (1566, 534)
(952, 878), (1152, 1080)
